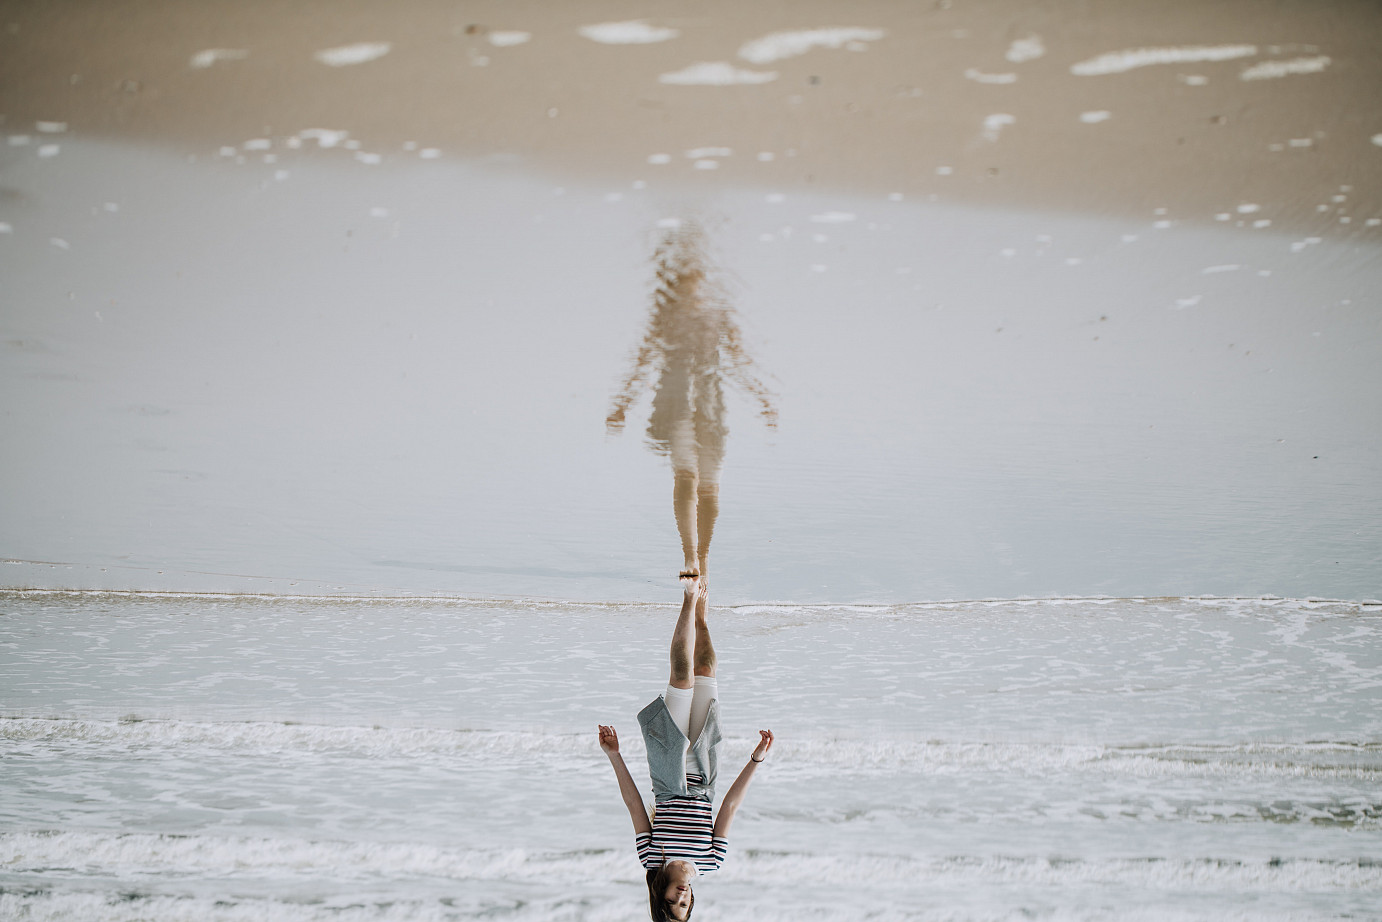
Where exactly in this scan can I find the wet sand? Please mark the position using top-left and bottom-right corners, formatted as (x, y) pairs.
(2, 0), (1381, 229)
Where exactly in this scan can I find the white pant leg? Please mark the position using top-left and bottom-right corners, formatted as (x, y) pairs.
(663, 684), (695, 739)
(687, 675), (717, 745)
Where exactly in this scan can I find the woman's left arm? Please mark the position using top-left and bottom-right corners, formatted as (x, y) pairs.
(712, 729), (773, 839)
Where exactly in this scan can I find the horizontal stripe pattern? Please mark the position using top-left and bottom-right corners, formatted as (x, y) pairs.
(636, 795), (727, 872)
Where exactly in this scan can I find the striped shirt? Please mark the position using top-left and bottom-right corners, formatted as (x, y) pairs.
(636, 794), (728, 872)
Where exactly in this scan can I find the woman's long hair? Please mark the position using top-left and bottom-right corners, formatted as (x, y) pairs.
(645, 865), (694, 921)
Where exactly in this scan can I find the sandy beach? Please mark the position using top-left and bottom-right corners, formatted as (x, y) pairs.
(3, 0), (1380, 228)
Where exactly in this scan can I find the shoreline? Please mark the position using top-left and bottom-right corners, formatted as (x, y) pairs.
(3, 584), (1378, 609)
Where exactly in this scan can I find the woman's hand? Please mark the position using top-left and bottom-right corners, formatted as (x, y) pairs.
(714, 729), (776, 839)
(598, 724), (620, 755)
(752, 729), (774, 762)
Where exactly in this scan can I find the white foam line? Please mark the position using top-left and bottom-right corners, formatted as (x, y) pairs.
(2, 586), (1377, 613)
(0, 718), (619, 761)
(313, 42), (391, 66)
(1240, 55), (1330, 80)
(726, 851), (1382, 889)
(1071, 45), (1257, 76)
(5, 831), (1380, 891)
(0, 831), (629, 884)
(7, 718), (1376, 779)
(738, 27), (885, 64)
(578, 20), (678, 44)
(659, 62), (777, 85)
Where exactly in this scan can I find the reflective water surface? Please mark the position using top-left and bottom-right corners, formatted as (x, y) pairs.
(2, 140), (1379, 603)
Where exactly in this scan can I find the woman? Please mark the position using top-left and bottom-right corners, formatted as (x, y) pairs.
(599, 575), (774, 920)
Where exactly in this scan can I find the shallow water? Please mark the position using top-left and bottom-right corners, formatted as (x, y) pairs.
(2, 140), (1380, 603)
(2, 592), (1380, 920)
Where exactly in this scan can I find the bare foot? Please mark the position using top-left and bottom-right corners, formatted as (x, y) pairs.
(680, 573), (704, 598)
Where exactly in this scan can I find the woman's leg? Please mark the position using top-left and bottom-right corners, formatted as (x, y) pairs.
(694, 483), (718, 580)
(687, 587), (718, 744)
(692, 589), (716, 680)
(673, 469), (700, 577)
(665, 578), (704, 788)
(692, 420), (724, 579)
(668, 577), (702, 691)
(670, 417), (701, 577)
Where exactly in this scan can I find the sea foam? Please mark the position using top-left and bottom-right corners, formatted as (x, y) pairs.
(1240, 55), (1331, 80)
(486, 31), (531, 47)
(578, 21), (678, 44)
(313, 43), (392, 67)
(4, 830), (1379, 891)
(189, 48), (248, 69)
(1071, 45), (1258, 75)
(659, 62), (778, 86)
(5, 718), (1377, 781)
(1006, 36), (1046, 63)
(738, 28), (886, 64)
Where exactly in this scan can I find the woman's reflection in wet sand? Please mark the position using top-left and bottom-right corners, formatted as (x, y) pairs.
(607, 222), (776, 579)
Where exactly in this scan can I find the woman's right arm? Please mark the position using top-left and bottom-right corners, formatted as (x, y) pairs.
(599, 725), (652, 835)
